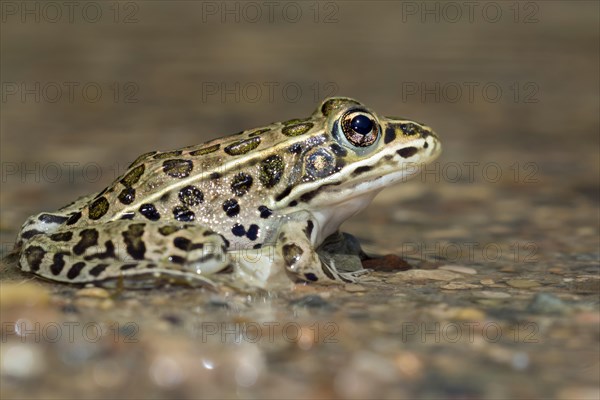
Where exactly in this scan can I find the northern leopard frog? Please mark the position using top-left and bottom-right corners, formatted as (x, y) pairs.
(14, 97), (441, 289)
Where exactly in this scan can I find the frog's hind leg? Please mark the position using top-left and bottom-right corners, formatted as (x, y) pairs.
(18, 221), (232, 289)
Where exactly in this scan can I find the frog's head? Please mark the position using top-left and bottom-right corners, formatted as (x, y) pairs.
(277, 97), (442, 242)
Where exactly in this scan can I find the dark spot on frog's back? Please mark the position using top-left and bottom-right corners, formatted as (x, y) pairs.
(223, 199), (240, 217)
(73, 228), (99, 255)
(66, 212), (82, 225)
(38, 213), (68, 224)
(120, 164), (145, 187)
(122, 223), (146, 260)
(128, 151), (157, 168)
(50, 231), (73, 242)
(153, 150), (183, 160)
(248, 128), (271, 137)
(88, 196), (110, 220)
(259, 155), (284, 188)
(67, 262), (86, 279)
(173, 206), (195, 222)
(162, 159), (193, 179)
(139, 204), (160, 221)
(397, 147), (419, 158)
(190, 143), (220, 156)
(50, 252), (69, 275)
(89, 263), (109, 277)
(158, 225), (182, 236)
(118, 187), (136, 205)
(21, 230), (43, 240)
(231, 173), (253, 196)
(24, 245), (45, 271)
(178, 185), (204, 207)
(231, 224), (245, 237)
(224, 137), (261, 156)
(282, 122), (313, 137)
(258, 205), (272, 218)
(246, 224), (259, 241)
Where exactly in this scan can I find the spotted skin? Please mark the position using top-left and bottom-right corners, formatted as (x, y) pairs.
(14, 97), (441, 289)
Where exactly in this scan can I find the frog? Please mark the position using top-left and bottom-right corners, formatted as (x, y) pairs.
(13, 97), (441, 290)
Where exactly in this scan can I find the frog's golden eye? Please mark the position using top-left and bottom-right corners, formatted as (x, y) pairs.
(341, 111), (379, 147)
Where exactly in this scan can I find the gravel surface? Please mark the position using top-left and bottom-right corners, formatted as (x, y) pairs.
(1, 2), (598, 399)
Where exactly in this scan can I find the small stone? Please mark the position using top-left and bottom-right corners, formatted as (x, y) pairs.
(290, 295), (335, 310)
(99, 298), (115, 310)
(439, 265), (477, 275)
(74, 297), (104, 308)
(480, 278), (495, 285)
(0, 282), (50, 308)
(571, 279), (600, 294)
(440, 282), (482, 290)
(500, 266), (516, 273)
(0, 343), (46, 379)
(473, 290), (511, 299)
(557, 387), (600, 400)
(390, 269), (461, 282)
(453, 307), (486, 320)
(362, 254), (412, 271)
(506, 279), (541, 289)
(526, 293), (570, 315)
(344, 283), (367, 292)
(76, 287), (110, 298)
(548, 267), (565, 275)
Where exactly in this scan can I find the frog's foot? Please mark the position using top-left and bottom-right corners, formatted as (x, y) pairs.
(18, 221), (232, 289)
(275, 221), (369, 284)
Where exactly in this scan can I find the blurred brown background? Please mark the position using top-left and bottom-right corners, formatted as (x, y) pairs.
(1, 2), (598, 399)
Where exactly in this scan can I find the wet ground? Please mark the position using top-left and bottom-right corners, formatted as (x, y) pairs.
(1, 2), (599, 399)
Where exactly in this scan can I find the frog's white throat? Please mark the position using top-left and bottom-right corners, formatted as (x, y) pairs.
(307, 163), (426, 245)
(309, 190), (379, 246)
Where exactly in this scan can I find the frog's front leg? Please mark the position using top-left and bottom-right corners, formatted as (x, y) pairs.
(274, 220), (369, 284)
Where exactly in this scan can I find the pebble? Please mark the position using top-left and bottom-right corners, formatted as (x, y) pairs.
(473, 290), (512, 299)
(74, 297), (115, 309)
(548, 267), (565, 275)
(506, 279), (541, 289)
(362, 254), (412, 271)
(453, 307), (486, 320)
(0, 343), (46, 379)
(480, 279), (495, 285)
(344, 284), (367, 292)
(76, 287), (110, 298)
(290, 295), (335, 310)
(526, 293), (570, 315)
(571, 278), (600, 294)
(439, 265), (477, 275)
(389, 269), (461, 282)
(0, 282), (50, 308)
(557, 387), (600, 400)
(440, 282), (482, 290)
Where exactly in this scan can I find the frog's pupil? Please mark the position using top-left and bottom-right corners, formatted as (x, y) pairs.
(351, 115), (373, 135)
